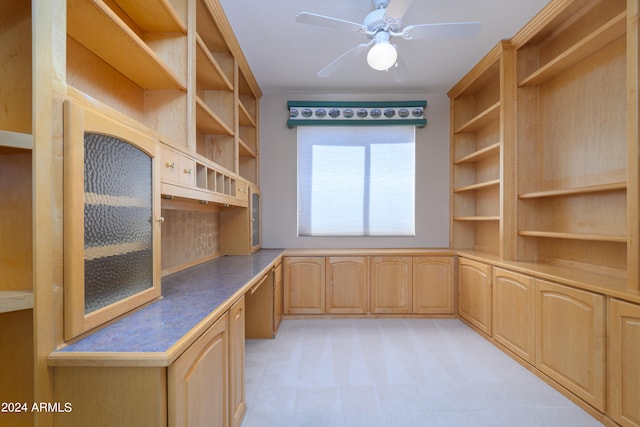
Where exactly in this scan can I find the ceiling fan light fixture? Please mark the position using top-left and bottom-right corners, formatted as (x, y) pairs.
(367, 31), (397, 71)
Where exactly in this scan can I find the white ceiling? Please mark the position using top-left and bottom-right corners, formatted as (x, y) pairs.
(218, 0), (550, 95)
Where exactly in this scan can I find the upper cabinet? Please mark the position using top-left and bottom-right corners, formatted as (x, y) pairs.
(63, 101), (162, 339)
(448, 41), (516, 258)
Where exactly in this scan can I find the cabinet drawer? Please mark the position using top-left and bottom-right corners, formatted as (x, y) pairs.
(161, 146), (195, 187)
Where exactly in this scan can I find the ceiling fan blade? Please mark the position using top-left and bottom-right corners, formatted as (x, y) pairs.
(317, 43), (372, 78)
(296, 12), (366, 33)
(383, 0), (415, 28)
(400, 22), (481, 40)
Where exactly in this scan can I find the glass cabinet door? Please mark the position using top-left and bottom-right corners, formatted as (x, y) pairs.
(64, 101), (161, 340)
(83, 132), (154, 314)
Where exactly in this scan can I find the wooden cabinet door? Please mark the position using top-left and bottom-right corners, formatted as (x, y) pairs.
(169, 313), (229, 427)
(535, 280), (605, 411)
(370, 256), (412, 314)
(492, 268), (534, 363)
(457, 258), (492, 335)
(284, 257), (325, 314)
(326, 256), (369, 314)
(412, 256), (454, 314)
(229, 297), (246, 427)
(608, 299), (640, 427)
(273, 262), (283, 333)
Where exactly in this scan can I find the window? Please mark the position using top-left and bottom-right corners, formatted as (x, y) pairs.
(297, 126), (415, 236)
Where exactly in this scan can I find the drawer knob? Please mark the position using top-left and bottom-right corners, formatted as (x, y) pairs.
(165, 161), (176, 169)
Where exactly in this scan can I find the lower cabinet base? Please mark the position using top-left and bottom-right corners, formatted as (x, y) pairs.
(52, 366), (168, 427)
(282, 313), (458, 320)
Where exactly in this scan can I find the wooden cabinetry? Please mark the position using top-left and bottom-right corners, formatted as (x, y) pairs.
(220, 185), (260, 255)
(161, 143), (248, 207)
(273, 262), (283, 332)
(63, 101), (162, 340)
(370, 257), (412, 314)
(449, 41), (515, 258)
(284, 257), (325, 314)
(534, 279), (605, 410)
(0, 3), (35, 424)
(457, 258), (492, 335)
(492, 268), (534, 363)
(326, 257), (369, 314)
(512, 0), (633, 287)
(193, 0), (260, 185)
(245, 270), (277, 339)
(284, 254), (455, 316)
(66, 0), (188, 145)
(608, 298), (640, 427)
(412, 256), (455, 314)
(228, 297), (246, 427)
(170, 313), (229, 427)
(52, 308), (242, 427)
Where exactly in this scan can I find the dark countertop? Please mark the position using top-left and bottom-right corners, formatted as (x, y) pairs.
(49, 249), (283, 365)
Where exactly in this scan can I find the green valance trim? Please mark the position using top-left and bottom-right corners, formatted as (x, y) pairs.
(287, 100), (427, 128)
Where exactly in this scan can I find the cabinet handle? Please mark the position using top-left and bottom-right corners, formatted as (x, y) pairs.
(184, 168), (192, 175)
(165, 162), (176, 169)
(157, 217), (165, 223)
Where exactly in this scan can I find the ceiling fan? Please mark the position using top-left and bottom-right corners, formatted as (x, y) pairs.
(296, 0), (481, 80)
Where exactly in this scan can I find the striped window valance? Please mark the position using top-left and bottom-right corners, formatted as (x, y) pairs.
(287, 100), (426, 128)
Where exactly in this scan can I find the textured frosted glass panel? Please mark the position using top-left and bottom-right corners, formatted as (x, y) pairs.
(84, 133), (153, 314)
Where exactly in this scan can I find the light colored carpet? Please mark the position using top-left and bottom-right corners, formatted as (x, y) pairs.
(243, 319), (603, 427)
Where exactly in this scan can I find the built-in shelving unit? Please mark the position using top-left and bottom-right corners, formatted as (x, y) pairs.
(194, 0), (235, 173)
(1, 2), (34, 422)
(513, 0), (630, 282)
(66, 0), (188, 145)
(449, 41), (515, 257)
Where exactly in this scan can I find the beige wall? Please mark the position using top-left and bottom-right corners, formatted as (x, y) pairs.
(259, 91), (451, 249)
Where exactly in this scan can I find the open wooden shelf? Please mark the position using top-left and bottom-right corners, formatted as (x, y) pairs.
(519, 12), (626, 87)
(113, 0), (186, 33)
(454, 179), (500, 193)
(67, 0), (186, 91)
(195, 96), (234, 136)
(196, 34), (233, 91)
(0, 130), (33, 150)
(0, 290), (34, 313)
(239, 139), (257, 158)
(519, 182), (627, 199)
(519, 230), (627, 243)
(454, 216), (501, 222)
(239, 101), (257, 127)
(454, 102), (500, 134)
(454, 142), (501, 165)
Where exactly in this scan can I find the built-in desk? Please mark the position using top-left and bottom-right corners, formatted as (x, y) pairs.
(49, 249), (283, 366)
(47, 249), (283, 427)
